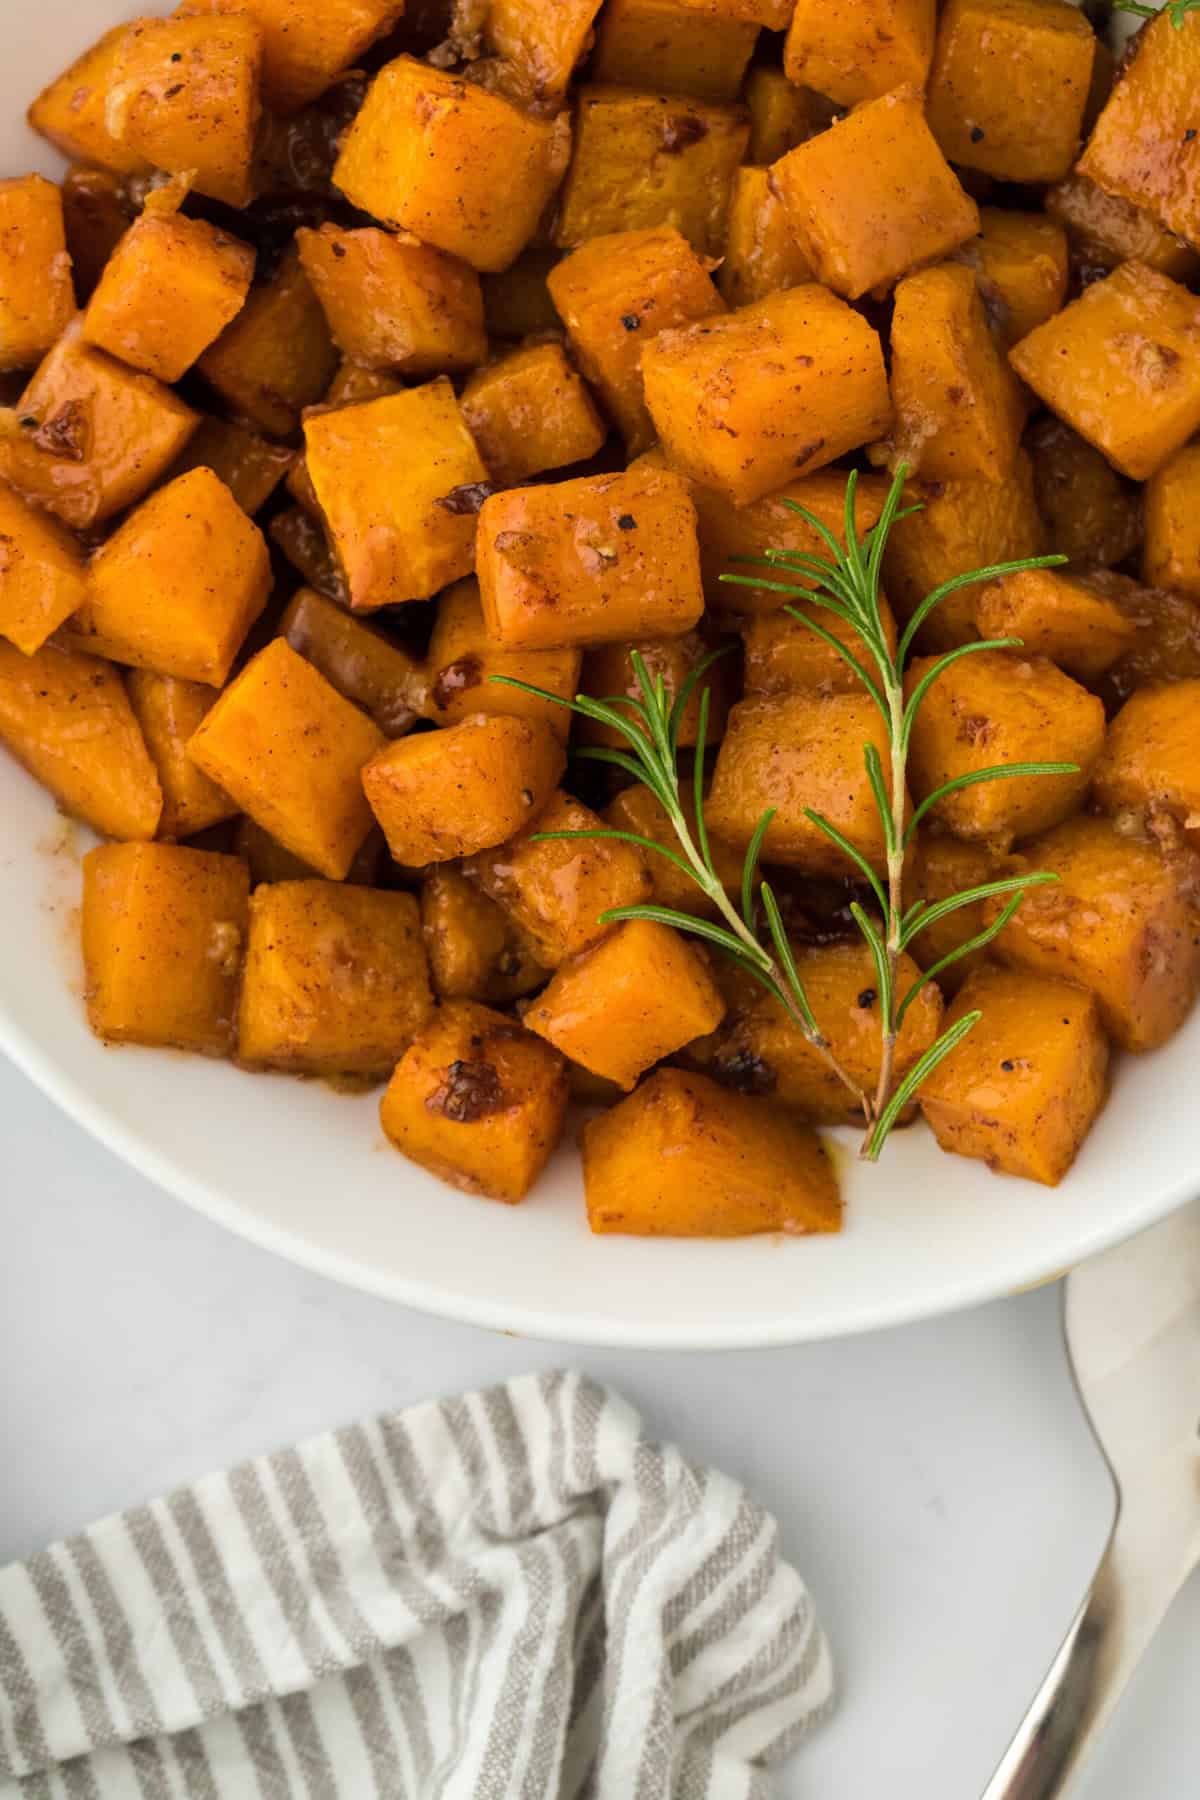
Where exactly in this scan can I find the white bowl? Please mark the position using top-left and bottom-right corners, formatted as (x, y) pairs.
(2, 0), (1194, 1347)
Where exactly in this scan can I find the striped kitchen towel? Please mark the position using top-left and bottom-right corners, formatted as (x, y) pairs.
(0, 1371), (833, 1798)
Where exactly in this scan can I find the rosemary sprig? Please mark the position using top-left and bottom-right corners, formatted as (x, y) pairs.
(1112, 0), (1200, 25)
(491, 462), (1075, 1161)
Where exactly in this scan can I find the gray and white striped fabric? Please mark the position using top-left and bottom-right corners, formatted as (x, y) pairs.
(0, 1372), (833, 1799)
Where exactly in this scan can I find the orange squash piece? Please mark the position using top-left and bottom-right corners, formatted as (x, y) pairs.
(27, 26), (151, 176)
(1093, 681), (1200, 854)
(126, 672), (237, 842)
(905, 831), (1002, 993)
(950, 209), (1069, 348)
(425, 577), (579, 740)
(1143, 445), (1200, 598)
(0, 479), (88, 656)
(1026, 417), (1143, 570)
(1045, 174), (1200, 285)
(1078, 8), (1200, 249)
(0, 176), (75, 374)
(198, 248), (337, 438)
(718, 166), (814, 308)
(459, 342), (607, 486)
(421, 866), (546, 1004)
(974, 569), (1137, 683)
(783, 0), (936, 106)
(591, 0), (759, 103)
(296, 224), (487, 376)
(577, 629), (732, 748)
(741, 594), (898, 699)
(603, 781), (744, 919)
(279, 587), (426, 738)
(484, 0), (603, 99)
(745, 65), (831, 165)
(183, 0), (403, 114)
(168, 416), (294, 518)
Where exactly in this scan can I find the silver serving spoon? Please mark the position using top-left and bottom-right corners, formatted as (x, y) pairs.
(982, 1200), (1200, 1798)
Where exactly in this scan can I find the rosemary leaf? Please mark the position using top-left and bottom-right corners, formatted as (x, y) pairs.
(741, 808), (775, 927)
(904, 761), (1080, 842)
(894, 890), (1030, 1030)
(863, 1011), (982, 1159)
(528, 826), (697, 879)
(801, 807), (889, 914)
(899, 871), (1059, 950)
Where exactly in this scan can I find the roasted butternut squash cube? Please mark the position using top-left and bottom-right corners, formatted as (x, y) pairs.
(919, 964), (1108, 1186)
(1143, 445), (1200, 598)
(987, 814), (1200, 1052)
(1045, 174), (1200, 285)
(108, 14), (263, 208)
(771, 92), (979, 302)
(1026, 417), (1142, 570)
(426, 577), (579, 739)
(82, 842), (249, 1055)
(82, 212), (254, 384)
(28, 26), (151, 176)
(323, 359), (405, 408)
(421, 865), (546, 1003)
(642, 286), (891, 505)
(708, 941), (942, 1125)
(0, 177), (74, 374)
(380, 999), (569, 1202)
(305, 379), (489, 611)
(482, 251), (561, 342)
(483, 0), (603, 100)
(707, 691), (894, 875)
(69, 468), (269, 687)
(888, 262), (1026, 484)
(975, 569), (1136, 683)
(125, 672), (236, 842)
(1093, 681), (1200, 854)
(1009, 262), (1200, 483)
(60, 166), (137, 303)
(526, 919), (724, 1089)
(334, 57), (571, 273)
(189, 639), (384, 879)
(1078, 9), (1200, 249)
(592, 0), (759, 103)
(460, 343), (607, 486)
(905, 649), (1104, 851)
(905, 831), (1001, 993)
(198, 248), (337, 438)
(882, 457), (1044, 650)
(0, 323), (198, 530)
(168, 416), (294, 517)
(268, 506), (346, 603)
(553, 86), (749, 258)
(582, 1066), (841, 1236)
(464, 787), (652, 965)
(718, 166), (814, 308)
(0, 639), (161, 839)
(603, 780), (744, 919)
(361, 714), (565, 864)
(668, 0), (792, 24)
(235, 815), (384, 889)
(741, 594), (898, 699)
(547, 226), (724, 454)
(783, 0), (935, 106)
(926, 0), (1095, 185)
(950, 210), (1068, 349)
(183, 0), (403, 114)
(745, 67), (831, 165)
(296, 224), (487, 377)
(279, 587), (425, 738)
(578, 629), (731, 748)
(477, 466), (703, 649)
(0, 479), (87, 656)
(238, 881), (431, 1076)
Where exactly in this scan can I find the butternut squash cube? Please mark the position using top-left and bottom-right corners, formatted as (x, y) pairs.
(380, 999), (569, 1202)
(591, 0), (759, 103)
(183, 0), (403, 114)
(198, 248), (337, 438)
(188, 639), (384, 879)
(919, 965), (1108, 1186)
(925, 0), (1095, 185)
(707, 690), (894, 875)
(641, 285), (891, 505)
(577, 629), (731, 748)
(426, 577), (580, 740)
(0, 639), (161, 840)
(547, 225), (724, 454)
(483, 0), (603, 100)
(421, 865), (546, 1003)
(296, 224), (487, 377)
(235, 815), (383, 889)
(361, 714), (565, 864)
(1009, 262), (1200, 483)
(323, 359), (405, 409)
(0, 323), (198, 529)
(905, 649), (1104, 851)
(1093, 681), (1200, 854)
(60, 166), (137, 303)
(950, 209), (1069, 349)
(0, 479), (87, 656)
(582, 1067), (841, 1237)
(108, 14), (264, 208)
(82, 842), (249, 1055)
(238, 881), (431, 1076)
(718, 166), (814, 309)
(987, 814), (1200, 1052)
(882, 457), (1044, 650)
(1026, 418), (1142, 570)
(464, 787), (652, 965)
(905, 831), (1001, 993)
(783, 0), (936, 107)
(168, 416), (294, 517)
(305, 378), (489, 610)
(460, 342), (607, 486)
(1045, 174), (1200, 285)
(526, 919), (724, 1089)
(741, 594), (898, 699)
(974, 569), (1136, 683)
(82, 212), (254, 385)
(1144, 445), (1200, 598)
(603, 781), (744, 919)
(1078, 9), (1200, 249)
(667, 0), (792, 25)
(771, 92), (979, 302)
(553, 86), (749, 258)
(482, 251), (561, 342)
(745, 66), (831, 165)
(477, 466), (703, 649)
(0, 177), (74, 374)
(708, 941), (942, 1125)
(888, 262), (1026, 484)
(126, 672), (236, 841)
(334, 57), (570, 273)
(279, 587), (426, 738)
(27, 26), (151, 177)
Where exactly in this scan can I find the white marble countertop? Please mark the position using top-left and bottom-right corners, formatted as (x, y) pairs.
(1, 1047), (1195, 1797)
